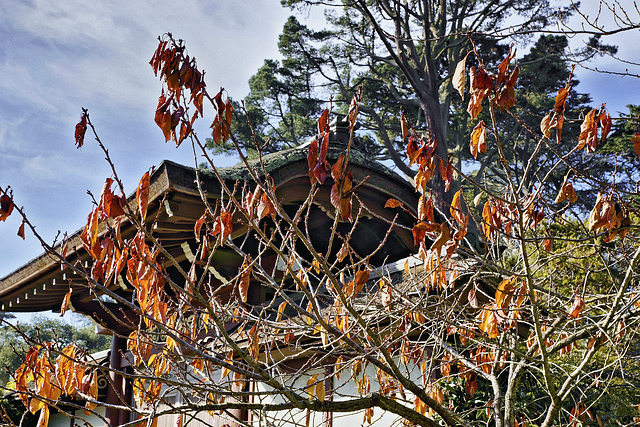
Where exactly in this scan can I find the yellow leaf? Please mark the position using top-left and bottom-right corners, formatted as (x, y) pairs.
(495, 277), (516, 309)
(306, 374), (319, 399)
(316, 381), (326, 402)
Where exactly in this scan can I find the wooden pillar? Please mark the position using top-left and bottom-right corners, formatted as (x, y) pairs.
(105, 335), (127, 427)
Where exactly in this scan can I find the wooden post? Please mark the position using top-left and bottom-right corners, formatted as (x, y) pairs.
(104, 334), (127, 427)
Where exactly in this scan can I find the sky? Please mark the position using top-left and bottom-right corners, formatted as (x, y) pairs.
(0, 1), (639, 312)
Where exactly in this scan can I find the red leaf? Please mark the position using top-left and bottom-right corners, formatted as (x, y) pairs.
(307, 138), (319, 184)
(75, 112), (87, 148)
(137, 171), (150, 222)
(317, 109), (330, 135)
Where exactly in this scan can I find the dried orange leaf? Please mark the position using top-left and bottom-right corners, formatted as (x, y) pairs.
(470, 120), (486, 159)
(17, 220), (25, 240)
(61, 286), (72, 317)
(568, 295), (585, 318)
(137, 171), (150, 222)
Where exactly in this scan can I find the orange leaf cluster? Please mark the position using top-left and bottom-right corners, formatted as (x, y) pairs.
(242, 184), (277, 222)
(457, 47), (518, 120)
(210, 89), (234, 146)
(478, 277), (527, 339)
(539, 84), (573, 143)
(150, 35), (206, 146)
(13, 344), (98, 423)
(569, 401), (594, 426)
(482, 193), (544, 241)
(404, 120), (439, 194)
(577, 106), (612, 152)
(588, 192), (631, 242)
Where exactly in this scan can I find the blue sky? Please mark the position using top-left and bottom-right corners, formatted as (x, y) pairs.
(0, 0), (638, 283)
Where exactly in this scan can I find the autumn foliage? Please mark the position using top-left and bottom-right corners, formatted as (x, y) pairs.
(2, 31), (640, 427)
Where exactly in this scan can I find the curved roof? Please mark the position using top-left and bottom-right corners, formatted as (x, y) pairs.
(0, 145), (418, 324)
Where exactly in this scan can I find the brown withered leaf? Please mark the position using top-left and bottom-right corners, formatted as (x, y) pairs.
(36, 405), (49, 427)
(412, 222), (441, 246)
(0, 194), (14, 222)
(80, 208), (101, 259)
(353, 270), (370, 297)
(194, 211), (207, 242)
(555, 174), (578, 204)
(467, 91), (484, 119)
(496, 84), (516, 110)
(137, 171), (150, 222)
(75, 112), (88, 148)
(336, 241), (350, 263)
(211, 211), (233, 241)
(554, 87), (569, 114)
(400, 112), (409, 141)
(472, 66), (493, 91)
(540, 112), (552, 138)
(438, 160), (453, 192)
(542, 238), (553, 252)
(257, 193), (276, 220)
(317, 109), (330, 135)
(556, 115), (565, 144)
(238, 256), (252, 303)
(453, 56), (466, 99)
(470, 120), (486, 159)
